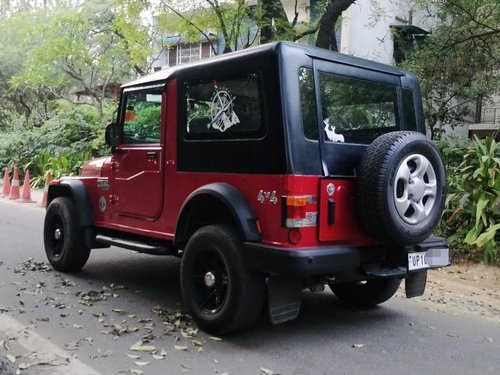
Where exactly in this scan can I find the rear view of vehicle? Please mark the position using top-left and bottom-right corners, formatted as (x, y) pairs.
(257, 43), (450, 318)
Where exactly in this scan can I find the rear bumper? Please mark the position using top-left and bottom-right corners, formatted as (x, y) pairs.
(243, 236), (450, 277)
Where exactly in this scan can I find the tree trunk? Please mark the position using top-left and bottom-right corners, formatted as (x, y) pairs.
(316, 0), (356, 51)
(96, 98), (104, 124)
(260, 0), (291, 43)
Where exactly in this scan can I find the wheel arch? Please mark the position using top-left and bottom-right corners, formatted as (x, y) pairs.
(47, 180), (94, 228)
(174, 183), (261, 249)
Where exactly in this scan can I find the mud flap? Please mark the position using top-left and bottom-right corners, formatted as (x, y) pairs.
(405, 270), (427, 298)
(267, 276), (302, 325)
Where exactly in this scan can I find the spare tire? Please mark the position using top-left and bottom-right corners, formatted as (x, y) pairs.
(356, 131), (446, 245)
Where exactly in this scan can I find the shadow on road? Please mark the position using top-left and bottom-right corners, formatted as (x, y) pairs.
(65, 247), (405, 345)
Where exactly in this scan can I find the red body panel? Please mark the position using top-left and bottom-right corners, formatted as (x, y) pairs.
(111, 146), (164, 220)
(318, 179), (375, 245)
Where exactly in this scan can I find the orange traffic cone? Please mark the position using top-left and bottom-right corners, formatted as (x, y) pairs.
(8, 167), (20, 200)
(40, 172), (52, 207)
(20, 170), (35, 203)
(1, 167), (10, 198)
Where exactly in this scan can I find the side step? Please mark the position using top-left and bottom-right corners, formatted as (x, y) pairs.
(95, 234), (176, 256)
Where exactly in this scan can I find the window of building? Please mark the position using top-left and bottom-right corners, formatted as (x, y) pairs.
(167, 41), (214, 67)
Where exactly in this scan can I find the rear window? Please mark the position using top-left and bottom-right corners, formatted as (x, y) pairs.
(300, 69), (401, 144)
(184, 71), (265, 140)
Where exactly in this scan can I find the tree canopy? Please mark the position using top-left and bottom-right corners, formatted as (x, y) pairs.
(5, 0), (151, 121)
(402, 0), (500, 139)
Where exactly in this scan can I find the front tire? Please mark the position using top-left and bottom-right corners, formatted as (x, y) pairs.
(329, 277), (401, 307)
(180, 225), (265, 335)
(44, 197), (91, 272)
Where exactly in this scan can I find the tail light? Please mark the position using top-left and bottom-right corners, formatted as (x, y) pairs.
(282, 195), (318, 228)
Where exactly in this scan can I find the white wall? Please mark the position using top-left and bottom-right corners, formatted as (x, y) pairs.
(340, 0), (436, 64)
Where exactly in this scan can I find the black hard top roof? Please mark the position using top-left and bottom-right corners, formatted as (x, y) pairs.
(122, 41), (406, 89)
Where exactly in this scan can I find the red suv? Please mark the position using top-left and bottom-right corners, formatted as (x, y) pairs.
(44, 42), (450, 334)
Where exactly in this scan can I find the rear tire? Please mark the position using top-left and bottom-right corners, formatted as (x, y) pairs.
(180, 225), (265, 335)
(44, 197), (91, 272)
(329, 277), (401, 307)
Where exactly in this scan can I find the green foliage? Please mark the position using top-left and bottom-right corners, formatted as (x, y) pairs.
(438, 137), (500, 264)
(403, 0), (500, 139)
(155, 0), (256, 53)
(27, 151), (92, 188)
(0, 102), (109, 185)
(125, 103), (162, 139)
(8, 0), (146, 122)
(38, 101), (109, 155)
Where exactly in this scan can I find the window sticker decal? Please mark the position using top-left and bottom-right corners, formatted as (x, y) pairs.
(323, 118), (344, 143)
(209, 82), (240, 132)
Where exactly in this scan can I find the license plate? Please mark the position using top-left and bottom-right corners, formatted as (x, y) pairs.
(408, 251), (429, 271)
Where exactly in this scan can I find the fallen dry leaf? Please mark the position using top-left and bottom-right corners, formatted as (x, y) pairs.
(112, 309), (129, 315)
(260, 367), (278, 375)
(129, 341), (156, 353)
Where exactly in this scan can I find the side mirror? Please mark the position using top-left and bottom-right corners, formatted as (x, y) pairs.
(105, 123), (119, 147)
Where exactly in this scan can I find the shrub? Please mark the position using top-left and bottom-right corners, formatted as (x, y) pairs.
(0, 110), (40, 169)
(438, 136), (500, 265)
(27, 151), (92, 188)
(36, 101), (107, 155)
(0, 101), (113, 184)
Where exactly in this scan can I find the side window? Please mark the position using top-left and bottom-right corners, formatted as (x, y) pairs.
(122, 86), (164, 145)
(299, 67), (319, 140)
(318, 72), (399, 144)
(403, 88), (416, 129)
(184, 71), (265, 140)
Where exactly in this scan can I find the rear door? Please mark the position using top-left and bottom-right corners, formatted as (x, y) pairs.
(110, 84), (166, 220)
(312, 60), (404, 241)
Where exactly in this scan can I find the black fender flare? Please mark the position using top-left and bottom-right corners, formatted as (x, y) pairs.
(47, 179), (94, 228)
(175, 183), (261, 246)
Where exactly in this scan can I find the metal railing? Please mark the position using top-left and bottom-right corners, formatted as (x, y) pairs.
(481, 107), (500, 124)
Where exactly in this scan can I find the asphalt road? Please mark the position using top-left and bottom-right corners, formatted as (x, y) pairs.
(0, 198), (499, 375)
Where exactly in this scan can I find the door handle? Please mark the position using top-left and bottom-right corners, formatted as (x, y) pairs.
(147, 151), (158, 160)
(328, 199), (336, 225)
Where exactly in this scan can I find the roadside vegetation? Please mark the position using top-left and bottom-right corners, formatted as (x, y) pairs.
(0, 0), (498, 264)
(437, 137), (500, 265)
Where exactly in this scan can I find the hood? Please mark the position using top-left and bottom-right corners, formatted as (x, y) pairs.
(79, 156), (110, 177)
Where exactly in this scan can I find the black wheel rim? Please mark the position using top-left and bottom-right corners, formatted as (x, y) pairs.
(191, 248), (229, 315)
(46, 213), (65, 259)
